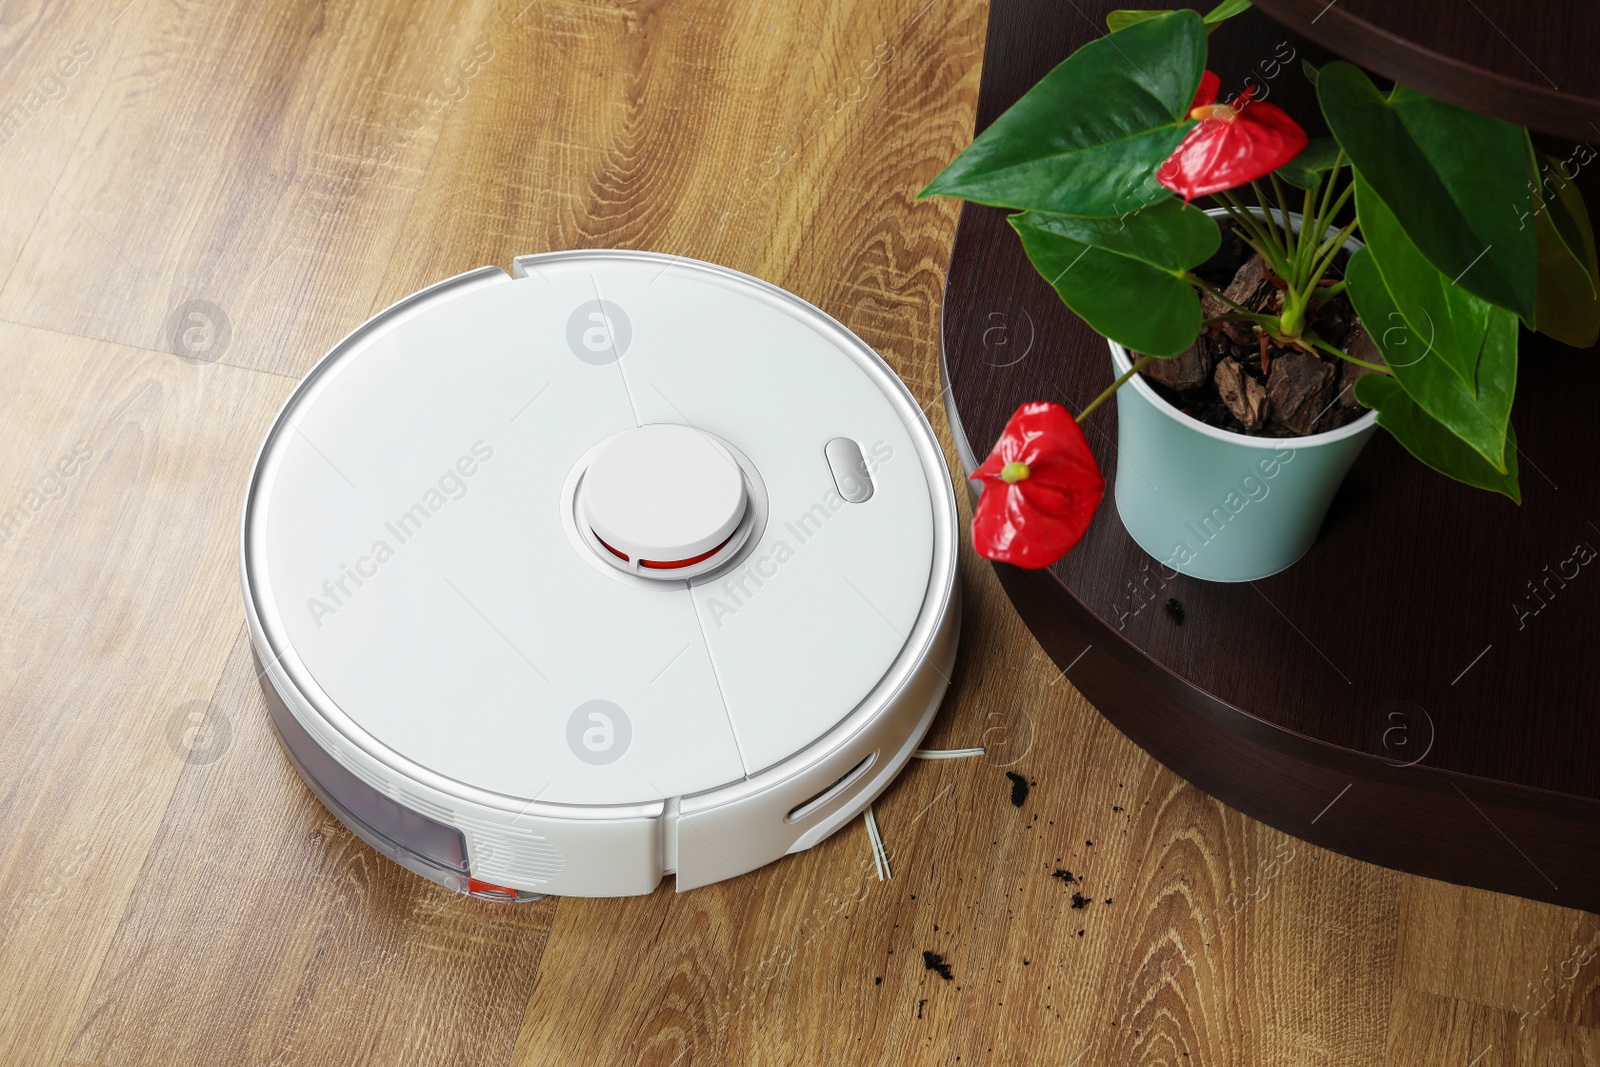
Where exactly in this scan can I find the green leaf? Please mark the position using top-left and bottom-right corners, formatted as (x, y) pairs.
(1106, 9), (1163, 30)
(1318, 63), (1536, 320)
(1533, 150), (1594, 286)
(1354, 172), (1490, 389)
(1301, 59), (1320, 86)
(1202, 0), (1252, 25)
(1345, 244), (1517, 473)
(1275, 137), (1343, 190)
(1108, 0), (1249, 33)
(1354, 375), (1520, 502)
(1011, 202), (1220, 357)
(1528, 146), (1600, 347)
(921, 11), (1205, 216)
(1532, 190), (1600, 347)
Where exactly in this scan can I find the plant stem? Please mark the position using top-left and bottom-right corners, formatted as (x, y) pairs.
(1307, 333), (1387, 372)
(1278, 217), (1357, 339)
(1186, 273), (1256, 315)
(1248, 183), (1291, 260)
(1269, 173), (1296, 251)
(1222, 190), (1287, 264)
(1315, 149), (1347, 229)
(1294, 161), (1346, 285)
(1318, 181), (1356, 236)
(1249, 181), (1280, 250)
(1202, 312), (1275, 326)
(1215, 198), (1273, 255)
(1310, 220), (1356, 269)
(1306, 219), (1359, 285)
(1078, 355), (1154, 422)
(1297, 183), (1317, 284)
(1280, 293), (1307, 338)
(1313, 279), (1347, 302)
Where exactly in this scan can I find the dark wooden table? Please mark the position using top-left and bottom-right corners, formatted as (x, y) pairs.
(941, 0), (1600, 911)
(1254, 0), (1600, 140)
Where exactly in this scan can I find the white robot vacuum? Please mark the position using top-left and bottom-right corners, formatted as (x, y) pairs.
(240, 251), (960, 898)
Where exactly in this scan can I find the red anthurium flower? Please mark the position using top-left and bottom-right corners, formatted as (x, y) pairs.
(1188, 70), (1221, 112)
(1156, 70), (1308, 201)
(970, 402), (1104, 569)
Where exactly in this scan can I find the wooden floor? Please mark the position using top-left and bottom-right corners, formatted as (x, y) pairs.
(0, 0), (1593, 1064)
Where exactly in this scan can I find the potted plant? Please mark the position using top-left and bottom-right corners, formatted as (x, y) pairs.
(921, 3), (1599, 578)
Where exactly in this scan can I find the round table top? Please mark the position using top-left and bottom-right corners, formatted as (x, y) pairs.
(1252, 0), (1600, 141)
(939, 0), (1600, 910)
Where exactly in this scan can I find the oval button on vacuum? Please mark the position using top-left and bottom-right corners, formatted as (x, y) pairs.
(824, 437), (873, 503)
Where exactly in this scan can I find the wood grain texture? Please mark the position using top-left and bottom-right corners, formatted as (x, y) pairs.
(1386, 987), (1600, 1067)
(0, 322), (293, 1067)
(0, 0), (1592, 1065)
(68, 630), (556, 1067)
(1396, 880), (1600, 1031)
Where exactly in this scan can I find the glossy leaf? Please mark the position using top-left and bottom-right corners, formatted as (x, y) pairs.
(1354, 172), (1490, 389)
(1355, 375), (1520, 502)
(1202, 0), (1253, 24)
(1529, 148), (1600, 347)
(1345, 245), (1517, 474)
(1534, 149), (1594, 286)
(1301, 59), (1320, 86)
(1275, 136), (1342, 190)
(1106, 9), (1164, 30)
(1318, 63), (1536, 320)
(920, 11), (1205, 216)
(1107, 0), (1250, 33)
(1010, 202), (1220, 357)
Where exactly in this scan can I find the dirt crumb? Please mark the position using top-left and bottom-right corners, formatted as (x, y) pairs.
(1004, 772), (1029, 807)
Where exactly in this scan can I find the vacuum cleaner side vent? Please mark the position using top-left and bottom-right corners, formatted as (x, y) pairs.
(786, 753), (875, 824)
(470, 830), (566, 884)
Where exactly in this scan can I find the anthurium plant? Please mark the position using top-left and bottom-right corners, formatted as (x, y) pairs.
(921, 3), (1599, 568)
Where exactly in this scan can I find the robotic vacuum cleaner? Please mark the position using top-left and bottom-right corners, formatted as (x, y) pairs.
(241, 251), (959, 898)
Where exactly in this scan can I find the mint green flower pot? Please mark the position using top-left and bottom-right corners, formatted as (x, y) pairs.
(1106, 209), (1378, 583)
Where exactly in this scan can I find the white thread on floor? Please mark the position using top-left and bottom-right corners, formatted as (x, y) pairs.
(864, 803), (890, 881)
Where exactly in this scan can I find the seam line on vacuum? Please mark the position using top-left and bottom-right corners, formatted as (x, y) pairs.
(590, 271), (641, 426)
(688, 588), (752, 779)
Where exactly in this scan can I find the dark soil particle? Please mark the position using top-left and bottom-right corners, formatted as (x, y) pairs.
(1071, 892), (1092, 910)
(1165, 597), (1185, 625)
(875, 976), (883, 985)
(918, 998), (928, 1018)
(1004, 772), (1029, 807)
(1051, 868), (1076, 884)
(923, 951), (954, 981)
